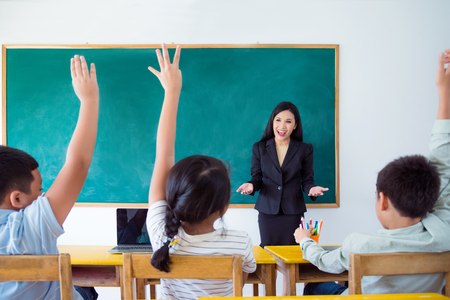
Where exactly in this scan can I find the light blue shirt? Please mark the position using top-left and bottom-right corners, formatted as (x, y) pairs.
(300, 120), (450, 295)
(0, 195), (82, 300)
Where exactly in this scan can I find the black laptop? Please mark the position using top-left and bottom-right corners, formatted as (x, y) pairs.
(108, 208), (153, 253)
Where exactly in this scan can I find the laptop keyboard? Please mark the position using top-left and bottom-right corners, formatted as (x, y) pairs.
(116, 245), (153, 250)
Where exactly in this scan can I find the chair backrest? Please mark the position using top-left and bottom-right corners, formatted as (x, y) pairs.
(0, 253), (74, 300)
(349, 252), (450, 295)
(123, 253), (243, 299)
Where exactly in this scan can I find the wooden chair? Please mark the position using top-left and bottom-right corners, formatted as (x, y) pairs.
(0, 253), (74, 300)
(123, 253), (243, 299)
(349, 252), (450, 295)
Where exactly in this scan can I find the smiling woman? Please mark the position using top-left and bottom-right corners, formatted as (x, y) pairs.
(237, 101), (329, 246)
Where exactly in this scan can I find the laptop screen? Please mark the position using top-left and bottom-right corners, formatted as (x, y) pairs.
(117, 208), (151, 245)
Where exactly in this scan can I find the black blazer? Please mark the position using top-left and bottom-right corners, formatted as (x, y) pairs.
(248, 138), (317, 215)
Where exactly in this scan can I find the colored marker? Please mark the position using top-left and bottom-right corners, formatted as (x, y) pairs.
(313, 221), (318, 235)
(318, 218), (323, 234)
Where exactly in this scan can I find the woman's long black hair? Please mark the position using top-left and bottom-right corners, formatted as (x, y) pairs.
(260, 101), (303, 142)
(150, 155), (231, 272)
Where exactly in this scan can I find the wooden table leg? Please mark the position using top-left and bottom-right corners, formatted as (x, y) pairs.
(288, 263), (296, 295)
(263, 264), (276, 296)
(118, 266), (125, 300)
(273, 258), (297, 296)
(136, 278), (146, 299)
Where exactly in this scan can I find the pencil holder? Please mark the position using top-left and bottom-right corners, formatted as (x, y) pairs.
(310, 235), (320, 243)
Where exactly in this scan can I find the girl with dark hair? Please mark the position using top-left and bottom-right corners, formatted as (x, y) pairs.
(237, 101), (328, 294)
(146, 44), (256, 299)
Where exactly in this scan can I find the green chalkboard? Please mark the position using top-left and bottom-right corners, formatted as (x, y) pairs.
(3, 45), (339, 207)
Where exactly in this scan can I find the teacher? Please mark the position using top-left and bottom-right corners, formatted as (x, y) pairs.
(237, 101), (328, 247)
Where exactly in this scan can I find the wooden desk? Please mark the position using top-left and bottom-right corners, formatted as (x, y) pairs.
(58, 245), (124, 299)
(265, 245), (348, 296)
(59, 245), (277, 298)
(198, 293), (449, 300)
(246, 246), (277, 296)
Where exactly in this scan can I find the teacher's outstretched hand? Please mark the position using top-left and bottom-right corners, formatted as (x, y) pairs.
(236, 183), (254, 195)
(308, 186), (329, 197)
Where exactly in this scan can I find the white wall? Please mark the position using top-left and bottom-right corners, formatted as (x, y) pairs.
(1, 0), (449, 298)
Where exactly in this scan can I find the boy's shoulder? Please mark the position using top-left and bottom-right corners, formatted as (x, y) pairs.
(341, 231), (406, 256)
(341, 220), (450, 256)
(0, 195), (62, 255)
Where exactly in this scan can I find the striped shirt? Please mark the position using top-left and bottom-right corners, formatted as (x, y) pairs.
(147, 200), (256, 300)
(0, 195), (82, 300)
(300, 120), (450, 295)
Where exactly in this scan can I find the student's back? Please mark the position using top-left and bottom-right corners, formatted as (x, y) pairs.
(0, 193), (64, 298)
(148, 201), (255, 298)
(0, 56), (99, 300)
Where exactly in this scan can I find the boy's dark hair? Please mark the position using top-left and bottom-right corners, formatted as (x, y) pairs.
(376, 155), (440, 218)
(0, 146), (39, 205)
(260, 101), (303, 142)
(151, 155), (231, 272)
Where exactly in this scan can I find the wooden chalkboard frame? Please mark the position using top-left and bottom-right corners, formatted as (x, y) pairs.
(2, 44), (339, 208)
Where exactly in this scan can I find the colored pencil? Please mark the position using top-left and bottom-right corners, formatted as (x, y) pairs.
(318, 218), (323, 234)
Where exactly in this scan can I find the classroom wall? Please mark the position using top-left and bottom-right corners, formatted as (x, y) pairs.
(1, 0), (448, 298)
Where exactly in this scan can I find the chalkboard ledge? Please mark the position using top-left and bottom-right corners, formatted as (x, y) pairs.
(73, 203), (340, 208)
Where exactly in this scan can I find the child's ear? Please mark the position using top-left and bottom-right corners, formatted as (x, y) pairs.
(378, 192), (389, 211)
(9, 191), (25, 209)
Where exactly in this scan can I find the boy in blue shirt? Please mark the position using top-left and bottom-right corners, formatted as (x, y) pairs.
(0, 55), (99, 300)
(295, 49), (450, 295)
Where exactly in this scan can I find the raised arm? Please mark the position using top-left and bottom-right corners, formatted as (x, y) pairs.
(46, 55), (99, 226)
(148, 44), (182, 206)
(429, 49), (450, 226)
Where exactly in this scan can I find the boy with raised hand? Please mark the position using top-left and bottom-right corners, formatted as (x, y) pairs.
(0, 55), (99, 300)
(294, 49), (450, 295)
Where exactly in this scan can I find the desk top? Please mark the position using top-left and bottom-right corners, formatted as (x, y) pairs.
(198, 293), (448, 300)
(252, 246), (276, 264)
(58, 245), (276, 266)
(264, 245), (341, 264)
(58, 245), (123, 266)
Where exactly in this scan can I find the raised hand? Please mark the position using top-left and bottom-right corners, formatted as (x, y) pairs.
(71, 55), (99, 103)
(148, 44), (182, 94)
(437, 49), (450, 120)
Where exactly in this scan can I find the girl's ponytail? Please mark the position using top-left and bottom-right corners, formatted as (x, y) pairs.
(151, 206), (181, 272)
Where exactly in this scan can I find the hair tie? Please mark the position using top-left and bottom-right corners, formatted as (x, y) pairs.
(168, 235), (180, 248)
